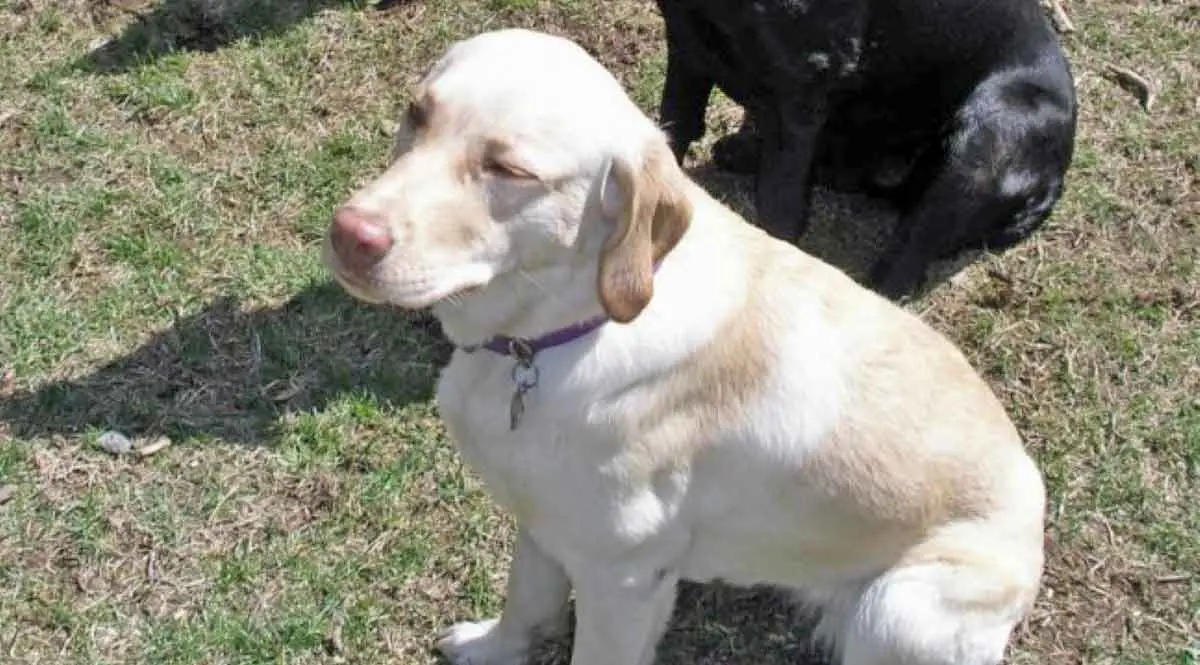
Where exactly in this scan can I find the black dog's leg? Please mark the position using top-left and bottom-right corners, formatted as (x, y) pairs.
(867, 166), (995, 299)
(659, 42), (715, 163)
(752, 98), (828, 243)
(712, 109), (761, 174)
(868, 70), (1076, 299)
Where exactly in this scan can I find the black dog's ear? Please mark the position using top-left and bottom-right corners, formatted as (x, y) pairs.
(596, 141), (693, 323)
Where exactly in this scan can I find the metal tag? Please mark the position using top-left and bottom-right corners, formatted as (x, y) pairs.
(507, 340), (539, 431)
(509, 386), (528, 431)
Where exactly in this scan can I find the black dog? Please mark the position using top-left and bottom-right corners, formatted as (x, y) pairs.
(655, 0), (1078, 298)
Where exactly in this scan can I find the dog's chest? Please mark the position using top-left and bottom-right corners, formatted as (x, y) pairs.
(435, 351), (633, 527)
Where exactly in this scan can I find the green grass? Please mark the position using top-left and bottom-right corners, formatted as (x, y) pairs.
(1, 0), (1197, 663)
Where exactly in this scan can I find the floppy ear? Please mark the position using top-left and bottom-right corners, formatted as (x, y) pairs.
(597, 142), (693, 323)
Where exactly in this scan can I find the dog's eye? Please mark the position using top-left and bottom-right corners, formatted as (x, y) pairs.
(483, 156), (538, 181)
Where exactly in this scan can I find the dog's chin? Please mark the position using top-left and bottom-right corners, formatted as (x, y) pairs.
(330, 266), (487, 310)
(388, 282), (486, 310)
(329, 270), (389, 306)
(324, 241), (494, 309)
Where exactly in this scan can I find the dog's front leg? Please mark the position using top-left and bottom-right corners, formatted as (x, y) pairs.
(753, 96), (828, 243)
(437, 529), (571, 665)
(658, 11), (715, 163)
(569, 567), (678, 665)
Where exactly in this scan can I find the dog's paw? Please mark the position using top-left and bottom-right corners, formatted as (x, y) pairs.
(436, 619), (528, 665)
(711, 132), (761, 174)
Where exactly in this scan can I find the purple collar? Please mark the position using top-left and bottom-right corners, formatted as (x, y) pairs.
(459, 314), (608, 358)
(460, 262), (663, 359)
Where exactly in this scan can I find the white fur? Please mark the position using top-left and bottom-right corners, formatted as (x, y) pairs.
(325, 29), (1046, 665)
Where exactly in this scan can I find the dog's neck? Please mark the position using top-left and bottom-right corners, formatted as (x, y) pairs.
(431, 256), (610, 351)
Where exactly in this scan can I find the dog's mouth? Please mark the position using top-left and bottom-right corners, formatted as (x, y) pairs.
(322, 238), (494, 308)
(335, 270), (484, 309)
(390, 281), (486, 309)
(327, 261), (487, 311)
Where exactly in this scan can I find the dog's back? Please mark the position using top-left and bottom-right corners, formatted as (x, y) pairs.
(659, 0), (1065, 112)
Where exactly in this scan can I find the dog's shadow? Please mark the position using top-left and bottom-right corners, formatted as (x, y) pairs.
(79, 0), (416, 75)
(686, 164), (902, 283)
(525, 583), (829, 665)
(0, 281), (450, 446)
(685, 165), (896, 283)
(685, 164), (976, 298)
(658, 583), (830, 665)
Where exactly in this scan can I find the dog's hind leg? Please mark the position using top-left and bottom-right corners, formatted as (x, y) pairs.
(867, 65), (1076, 299)
(815, 544), (1040, 665)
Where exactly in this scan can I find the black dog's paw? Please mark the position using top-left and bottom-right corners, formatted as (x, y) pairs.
(712, 131), (761, 174)
(668, 138), (691, 166)
(867, 257), (928, 301)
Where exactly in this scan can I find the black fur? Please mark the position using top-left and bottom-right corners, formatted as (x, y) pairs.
(656, 0), (1078, 298)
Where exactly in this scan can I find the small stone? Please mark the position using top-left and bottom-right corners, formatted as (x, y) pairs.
(96, 431), (134, 456)
(0, 485), (14, 505)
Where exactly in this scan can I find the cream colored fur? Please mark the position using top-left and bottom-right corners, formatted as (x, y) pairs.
(324, 28), (1047, 665)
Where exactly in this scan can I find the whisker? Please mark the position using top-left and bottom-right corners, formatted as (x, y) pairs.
(518, 269), (554, 299)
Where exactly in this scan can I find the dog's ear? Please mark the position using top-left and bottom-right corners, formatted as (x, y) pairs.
(597, 141), (692, 323)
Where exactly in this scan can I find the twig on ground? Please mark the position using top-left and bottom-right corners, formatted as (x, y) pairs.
(1043, 0), (1076, 34)
(1154, 574), (1192, 584)
(1103, 62), (1158, 112)
(136, 436), (172, 457)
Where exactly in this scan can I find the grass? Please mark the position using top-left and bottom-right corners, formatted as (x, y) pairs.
(0, 0), (1196, 663)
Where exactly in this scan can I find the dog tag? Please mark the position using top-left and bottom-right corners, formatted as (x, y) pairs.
(508, 344), (539, 431)
(509, 386), (528, 430)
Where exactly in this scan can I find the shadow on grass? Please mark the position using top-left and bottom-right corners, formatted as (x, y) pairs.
(659, 582), (830, 665)
(0, 185), (896, 665)
(79, 0), (416, 75)
(524, 583), (829, 665)
(688, 164), (894, 283)
(685, 163), (976, 300)
(0, 281), (450, 446)
(0, 175), (937, 450)
(0, 166), (957, 450)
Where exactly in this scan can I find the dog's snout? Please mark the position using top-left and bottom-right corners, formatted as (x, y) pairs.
(331, 206), (394, 270)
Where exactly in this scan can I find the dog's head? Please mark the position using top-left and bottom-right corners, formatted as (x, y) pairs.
(324, 29), (692, 329)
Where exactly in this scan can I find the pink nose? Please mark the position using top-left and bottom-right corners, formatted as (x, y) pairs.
(330, 206), (393, 271)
